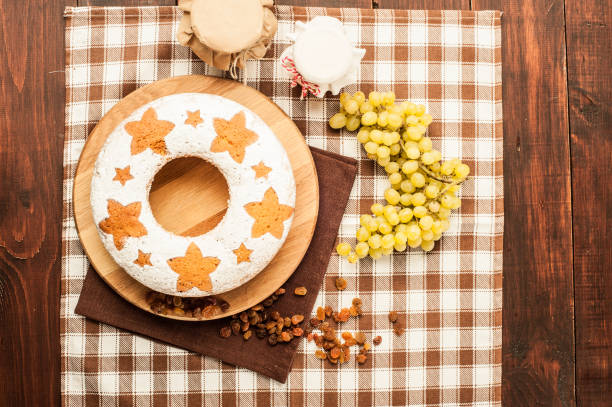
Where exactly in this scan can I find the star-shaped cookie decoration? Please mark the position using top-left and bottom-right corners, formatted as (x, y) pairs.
(251, 161), (272, 179)
(98, 200), (147, 250)
(244, 187), (294, 239)
(233, 243), (253, 264)
(134, 250), (152, 267)
(185, 110), (203, 128)
(113, 166), (133, 186)
(210, 111), (258, 163)
(167, 243), (220, 292)
(125, 107), (175, 156)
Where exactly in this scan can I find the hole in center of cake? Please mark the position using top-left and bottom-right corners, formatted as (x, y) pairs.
(149, 157), (229, 237)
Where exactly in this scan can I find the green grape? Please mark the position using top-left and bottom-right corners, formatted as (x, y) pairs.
(433, 232), (442, 241)
(387, 113), (403, 129)
(355, 242), (369, 258)
(450, 196), (462, 209)
(440, 194), (454, 209)
(357, 129), (370, 144)
(394, 242), (407, 252)
(339, 92), (351, 106)
(421, 229), (434, 241)
(428, 201), (440, 213)
(402, 101), (417, 115)
(383, 205), (396, 218)
(381, 234), (395, 249)
(389, 172), (402, 185)
(407, 237), (422, 248)
(369, 129), (384, 144)
(419, 113), (433, 126)
(364, 141), (378, 154)
(336, 242), (351, 256)
(377, 156), (391, 167)
(360, 102), (374, 114)
(413, 205), (427, 218)
(365, 218), (379, 232)
(418, 137), (432, 152)
(368, 234), (382, 249)
(346, 115), (361, 131)
(390, 132), (401, 144)
(410, 172), (426, 188)
(411, 192), (426, 206)
(448, 185), (459, 193)
(406, 224), (421, 241)
(345, 99), (359, 115)
(424, 184), (440, 199)
(431, 149), (442, 163)
(378, 221), (392, 235)
(390, 182), (401, 191)
(399, 208), (413, 223)
(430, 162), (441, 172)
(394, 231), (408, 245)
(369, 247), (383, 259)
(377, 111), (389, 127)
(385, 161), (400, 174)
(395, 224), (408, 234)
(431, 220), (442, 235)
(402, 160), (419, 175)
(399, 193), (412, 206)
(437, 206), (450, 219)
(329, 113), (347, 129)
(406, 126), (422, 141)
(387, 212), (400, 226)
(368, 91), (383, 107)
(382, 131), (395, 146)
(405, 115), (419, 126)
(384, 188), (400, 205)
(440, 219), (450, 232)
(396, 157), (407, 167)
(419, 215), (433, 230)
(400, 179), (415, 193)
(440, 161), (455, 175)
(371, 203), (384, 216)
(415, 104), (426, 116)
(356, 226), (370, 242)
(390, 143), (402, 156)
(405, 144), (421, 159)
(454, 163), (470, 179)
(347, 251), (358, 263)
(421, 152), (435, 165)
(381, 247), (394, 255)
(360, 214), (373, 226)
(361, 111), (378, 126)
(377, 145), (391, 159)
(421, 239), (435, 251)
(352, 91), (366, 104)
(382, 91), (396, 106)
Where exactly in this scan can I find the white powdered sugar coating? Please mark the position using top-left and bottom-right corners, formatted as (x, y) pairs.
(90, 93), (296, 296)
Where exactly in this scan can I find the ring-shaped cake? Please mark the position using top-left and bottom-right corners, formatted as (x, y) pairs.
(90, 93), (296, 296)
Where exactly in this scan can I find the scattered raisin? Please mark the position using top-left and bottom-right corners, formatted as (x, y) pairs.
(349, 306), (359, 316)
(354, 332), (366, 345)
(352, 298), (362, 307)
(284, 317), (292, 328)
(328, 357), (338, 365)
(393, 324), (405, 336)
(335, 277), (347, 291)
(373, 336), (382, 345)
(240, 322), (250, 332)
(344, 337), (357, 347)
(330, 347), (341, 359)
(341, 332), (353, 340)
(219, 326), (231, 338)
(315, 350), (327, 360)
(275, 287), (286, 296)
(251, 304), (263, 312)
(243, 331), (252, 341)
(291, 314), (304, 325)
(270, 311), (281, 321)
(310, 317), (321, 327)
(268, 334), (278, 346)
(218, 299), (230, 312)
(337, 308), (350, 322)
(316, 307), (326, 321)
(262, 298), (274, 307)
(324, 306), (333, 317)
(239, 312), (249, 323)
(388, 311), (398, 323)
(294, 286), (307, 296)
(256, 329), (266, 339)
(307, 332), (314, 341)
(357, 354), (367, 364)
(280, 331), (293, 342)
(363, 342), (371, 351)
(292, 327), (304, 337)
(230, 320), (241, 335)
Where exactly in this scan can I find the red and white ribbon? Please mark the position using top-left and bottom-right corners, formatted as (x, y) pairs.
(280, 55), (322, 98)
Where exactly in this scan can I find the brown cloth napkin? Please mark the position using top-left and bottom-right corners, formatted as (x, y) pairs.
(75, 146), (357, 383)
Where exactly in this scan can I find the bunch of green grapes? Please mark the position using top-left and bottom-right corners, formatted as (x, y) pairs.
(330, 90), (470, 262)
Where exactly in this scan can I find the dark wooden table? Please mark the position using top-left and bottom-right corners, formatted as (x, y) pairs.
(0, 0), (609, 406)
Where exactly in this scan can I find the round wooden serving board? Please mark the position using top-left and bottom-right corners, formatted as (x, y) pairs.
(73, 75), (319, 321)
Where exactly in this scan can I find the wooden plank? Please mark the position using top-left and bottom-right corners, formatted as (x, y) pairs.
(375, 0), (470, 9)
(471, 0), (575, 406)
(565, 2), (612, 406)
(0, 0), (75, 406)
(276, 0), (372, 8)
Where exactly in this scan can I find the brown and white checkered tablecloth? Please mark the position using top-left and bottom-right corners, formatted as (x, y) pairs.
(62, 6), (502, 406)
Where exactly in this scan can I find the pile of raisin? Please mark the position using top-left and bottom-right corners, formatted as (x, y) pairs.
(388, 310), (405, 335)
(145, 291), (229, 318)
